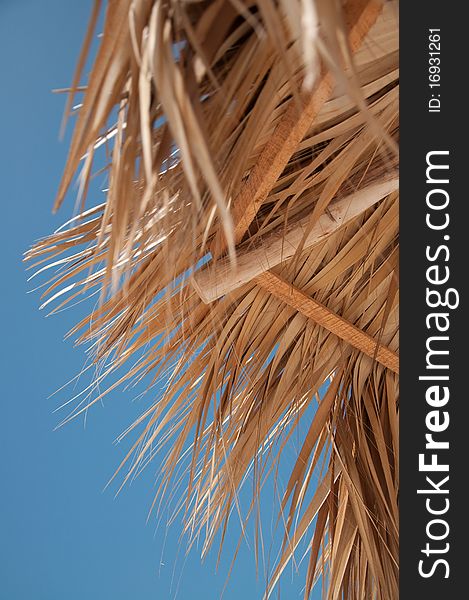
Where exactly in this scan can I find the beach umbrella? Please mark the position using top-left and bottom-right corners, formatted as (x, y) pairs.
(27, 1), (399, 597)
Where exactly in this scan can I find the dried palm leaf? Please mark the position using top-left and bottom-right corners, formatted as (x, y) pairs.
(27, 0), (399, 598)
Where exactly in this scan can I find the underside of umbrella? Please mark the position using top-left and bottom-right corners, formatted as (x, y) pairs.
(27, 1), (399, 597)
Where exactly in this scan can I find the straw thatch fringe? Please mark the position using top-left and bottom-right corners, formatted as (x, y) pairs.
(27, 0), (399, 598)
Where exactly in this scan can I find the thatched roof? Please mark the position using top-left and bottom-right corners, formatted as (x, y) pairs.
(27, 0), (399, 597)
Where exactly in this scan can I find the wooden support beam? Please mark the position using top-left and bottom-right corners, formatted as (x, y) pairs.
(208, 0), (384, 258)
(256, 272), (399, 374)
(192, 176), (398, 302)
(191, 0), (397, 372)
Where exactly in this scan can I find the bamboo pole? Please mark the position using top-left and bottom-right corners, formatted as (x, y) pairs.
(192, 176), (398, 302)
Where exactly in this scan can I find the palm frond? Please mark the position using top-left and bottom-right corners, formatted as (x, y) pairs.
(27, 1), (399, 597)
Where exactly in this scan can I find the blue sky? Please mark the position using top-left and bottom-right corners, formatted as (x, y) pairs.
(0, 2), (317, 599)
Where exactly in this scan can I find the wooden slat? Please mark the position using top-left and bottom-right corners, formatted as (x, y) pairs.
(256, 272), (399, 374)
(208, 0), (384, 258)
